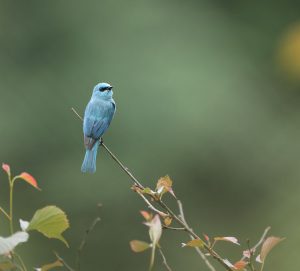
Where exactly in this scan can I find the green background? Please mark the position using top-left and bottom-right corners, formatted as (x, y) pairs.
(0, 1), (299, 270)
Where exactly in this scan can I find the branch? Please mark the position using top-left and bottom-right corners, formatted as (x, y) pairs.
(71, 107), (233, 271)
(54, 252), (75, 271)
(158, 248), (173, 271)
(163, 226), (186, 231)
(177, 200), (216, 271)
(137, 192), (168, 217)
(76, 214), (101, 271)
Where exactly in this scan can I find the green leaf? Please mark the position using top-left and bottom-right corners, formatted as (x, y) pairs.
(182, 239), (205, 248)
(36, 260), (63, 271)
(27, 206), (69, 247)
(0, 261), (16, 270)
(130, 240), (151, 253)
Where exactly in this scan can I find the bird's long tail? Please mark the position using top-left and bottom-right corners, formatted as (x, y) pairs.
(81, 141), (100, 173)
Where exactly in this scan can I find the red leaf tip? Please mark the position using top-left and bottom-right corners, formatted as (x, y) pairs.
(2, 163), (11, 176)
(18, 172), (41, 190)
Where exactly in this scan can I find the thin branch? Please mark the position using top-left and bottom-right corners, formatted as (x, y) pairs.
(163, 226), (186, 231)
(76, 216), (101, 271)
(0, 206), (10, 220)
(177, 200), (216, 271)
(137, 192), (168, 217)
(54, 252), (75, 271)
(71, 107), (83, 121)
(241, 227), (271, 261)
(158, 248), (173, 271)
(71, 107), (233, 271)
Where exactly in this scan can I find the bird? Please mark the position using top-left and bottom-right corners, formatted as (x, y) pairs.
(81, 82), (116, 173)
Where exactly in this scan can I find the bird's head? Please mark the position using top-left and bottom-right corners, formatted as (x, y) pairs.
(92, 82), (113, 99)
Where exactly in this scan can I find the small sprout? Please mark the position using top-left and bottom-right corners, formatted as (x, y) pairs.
(163, 216), (172, 227)
(156, 175), (176, 198)
(203, 233), (210, 242)
(214, 236), (240, 245)
(140, 210), (152, 221)
(182, 239), (205, 248)
(243, 248), (255, 259)
(2, 163), (11, 177)
(203, 233), (211, 246)
(139, 187), (156, 198)
(130, 240), (151, 253)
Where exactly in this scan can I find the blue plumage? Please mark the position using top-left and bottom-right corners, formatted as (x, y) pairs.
(81, 82), (116, 173)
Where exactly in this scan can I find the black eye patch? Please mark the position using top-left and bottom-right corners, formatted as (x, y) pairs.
(99, 86), (112, 92)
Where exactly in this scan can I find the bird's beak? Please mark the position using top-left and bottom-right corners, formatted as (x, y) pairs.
(108, 86), (113, 91)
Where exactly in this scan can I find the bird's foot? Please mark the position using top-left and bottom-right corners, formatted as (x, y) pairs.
(99, 137), (104, 145)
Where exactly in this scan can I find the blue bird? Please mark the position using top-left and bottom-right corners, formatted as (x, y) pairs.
(81, 82), (116, 173)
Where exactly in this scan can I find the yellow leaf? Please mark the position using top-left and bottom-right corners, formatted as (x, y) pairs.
(0, 262), (16, 270)
(130, 240), (151, 253)
(156, 175), (175, 197)
(38, 260), (63, 271)
(183, 239), (204, 248)
(214, 236), (240, 245)
(164, 216), (172, 226)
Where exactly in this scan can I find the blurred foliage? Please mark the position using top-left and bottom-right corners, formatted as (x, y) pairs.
(0, 0), (299, 270)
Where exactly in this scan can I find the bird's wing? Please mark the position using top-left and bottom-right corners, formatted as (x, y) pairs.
(83, 100), (115, 145)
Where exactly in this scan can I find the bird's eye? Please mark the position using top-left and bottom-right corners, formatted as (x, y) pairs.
(99, 88), (106, 92)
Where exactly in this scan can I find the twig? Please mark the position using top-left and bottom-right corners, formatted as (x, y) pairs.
(0, 206), (10, 220)
(241, 227), (271, 261)
(137, 192), (168, 217)
(163, 226), (186, 231)
(71, 107), (83, 121)
(54, 251), (75, 271)
(71, 107), (233, 271)
(177, 200), (216, 271)
(158, 248), (173, 271)
(76, 216), (101, 271)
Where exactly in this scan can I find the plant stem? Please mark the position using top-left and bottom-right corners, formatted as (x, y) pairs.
(14, 252), (27, 271)
(54, 252), (75, 271)
(158, 248), (173, 271)
(149, 245), (155, 271)
(0, 206), (10, 220)
(9, 178), (15, 234)
(76, 216), (101, 271)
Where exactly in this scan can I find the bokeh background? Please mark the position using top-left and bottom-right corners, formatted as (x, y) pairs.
(0, 0), (300, 270)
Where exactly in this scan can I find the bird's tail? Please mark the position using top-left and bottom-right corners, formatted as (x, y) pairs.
(81, 141), (100, 173)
